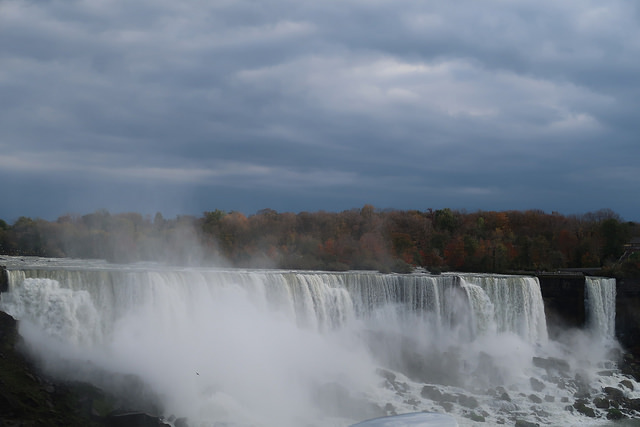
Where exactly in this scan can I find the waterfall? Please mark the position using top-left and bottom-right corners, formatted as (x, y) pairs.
(0, 257), (631, 427)
(585, 276), (617, 339)
(461, 275), (548, 344)
(1, 266), (546, 345)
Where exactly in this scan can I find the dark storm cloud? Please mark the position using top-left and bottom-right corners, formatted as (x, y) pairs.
(1, 0), (639, 221)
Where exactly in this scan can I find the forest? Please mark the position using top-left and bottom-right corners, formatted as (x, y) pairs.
(1, 207), (639, 278)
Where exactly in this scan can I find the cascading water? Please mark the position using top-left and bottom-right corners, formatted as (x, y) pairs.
(0, 257), (637, 427)
(585, 276), (617, 340)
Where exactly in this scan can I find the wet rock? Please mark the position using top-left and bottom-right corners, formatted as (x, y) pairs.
(573, 372), (591, 398)
(625, 398), (640, 412)
(620, 379), (634, 391)
(529, 377), (545, 392)
(378, 369), (408, 395)
(514, 420), (539, 427)
(491, 399), (519, 413)
(490, 386), (512, 402)
(458, 394), (479, 409)
(464, 412), (485, 422)
(573, 400), (596, 417)
(532, 356), (570, 373)
(441, 392), (458, 403)
(531, 406), (550, 418)
(593, 397), (610, 409)
(607, 408), (625, 420)
(528, 394), (543, 404)
(404, 398), (419, 407)
(376, 368), (396, 383)
(603, 386), (625, 401)
(383, 403), (397, 415)
(421, 385), (442, 401)
(440, 401), (454, 412)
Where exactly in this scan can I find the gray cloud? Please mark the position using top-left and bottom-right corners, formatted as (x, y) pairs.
(1, 0), (639, 221)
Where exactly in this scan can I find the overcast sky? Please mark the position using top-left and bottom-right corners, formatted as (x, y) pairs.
(1, 0), (639, 222)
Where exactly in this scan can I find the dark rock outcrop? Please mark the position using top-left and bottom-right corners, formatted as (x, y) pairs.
(0, 266), (7, 293)
(537, 273), (585, 337)
(0, 310), (170, 427)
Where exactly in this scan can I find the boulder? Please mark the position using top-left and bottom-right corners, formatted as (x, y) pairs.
(603, 386), (625, 401)
(529, 377), (545, 392)
(620, 379), (635, 391)
(528, 394), (543, 404)
(572, 400), (596, 417)
(458, 394), (479, 409)
(532, 356), (570, 373)
(607, 408), (625, 420)
(593, 397), (610, 409)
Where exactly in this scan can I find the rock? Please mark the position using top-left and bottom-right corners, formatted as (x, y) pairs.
(379, 369), (408, 395)
(573, 400), (596, 417)
(458, 394), (479, 409)
(544, 395), (554, 402)
(464, 412), (485, 422)
(376, 368), (396, 383)
(528, 394), (543, 404)
(593, 397), (610, 409)
(625, 398), (640, 412)
(607, 408), (625, 420)
(532, 356), (570, 373)
(0, 266), (8, 293)
(404, 398), (419, 407)
(490, 386), (511, 402)
(573, 372), (591, 398)
(421, 385), (442, 401)
(514, 420), (539, 427)
(440, 401), (454, 412)
(603, 386), (625, 401)
(383, 403), (397, 415)
(442, 393), (458, 403)
(620, 379), (635, 391)
(0, 310), (147, 426)
(529, 377), (545, 392)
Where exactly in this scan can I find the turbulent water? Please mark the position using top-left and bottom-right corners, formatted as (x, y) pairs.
(0, 256), (636, 426)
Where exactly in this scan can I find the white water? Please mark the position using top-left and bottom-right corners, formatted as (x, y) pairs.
(0, 257), (634, 426)
(585, 276), (617, 340)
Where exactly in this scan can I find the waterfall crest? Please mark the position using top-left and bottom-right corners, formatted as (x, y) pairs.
(2, 267), (548, 345)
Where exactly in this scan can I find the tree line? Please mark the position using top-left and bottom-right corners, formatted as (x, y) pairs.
(1, 207), (639, 277)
